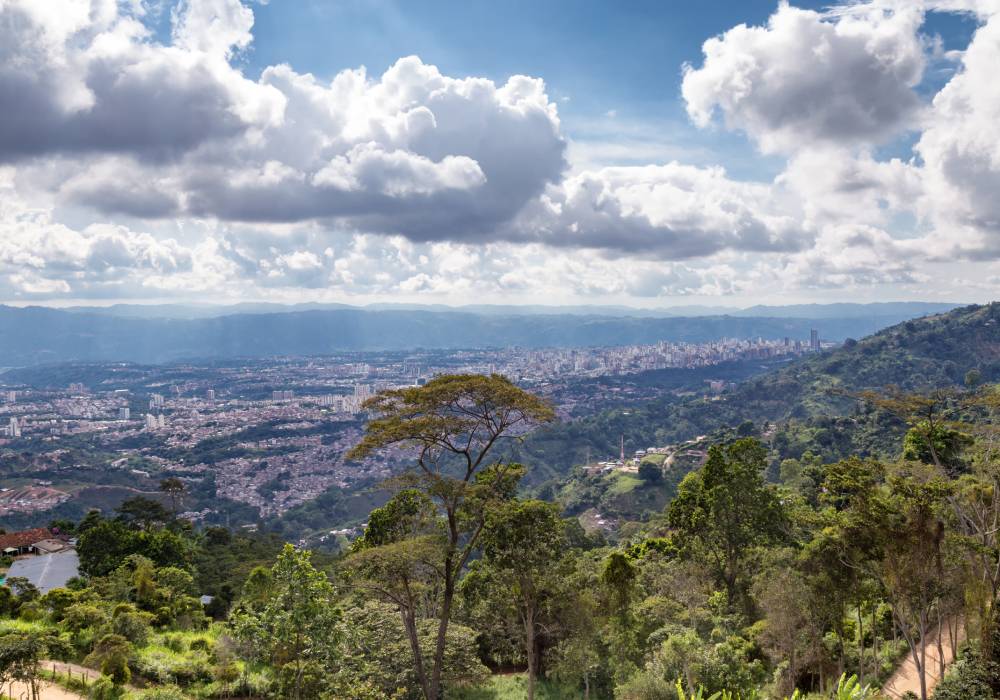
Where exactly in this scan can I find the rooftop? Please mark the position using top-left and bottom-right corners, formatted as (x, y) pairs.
(5, 550), (80, 594)
(0, 527), (55, 551)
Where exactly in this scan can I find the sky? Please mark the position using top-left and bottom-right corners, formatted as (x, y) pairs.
(0, 0), (998, 308)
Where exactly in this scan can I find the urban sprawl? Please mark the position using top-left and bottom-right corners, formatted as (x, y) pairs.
(0, 334), (825, 525)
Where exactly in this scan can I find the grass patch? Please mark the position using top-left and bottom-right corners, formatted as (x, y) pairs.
(450, 673), (581, 700)
(0, 618), (56, 635)
(605, 471), (643, 496)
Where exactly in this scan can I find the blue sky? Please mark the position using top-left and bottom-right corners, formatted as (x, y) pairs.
(244, 0), (824, 180)
(0, 0), (996, 307)
(242, 0), (977, 177)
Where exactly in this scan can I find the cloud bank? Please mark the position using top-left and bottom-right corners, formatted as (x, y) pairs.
(0, 0), (998, 303)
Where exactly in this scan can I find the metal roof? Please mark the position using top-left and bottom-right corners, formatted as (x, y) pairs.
(5, 550), (80, 594)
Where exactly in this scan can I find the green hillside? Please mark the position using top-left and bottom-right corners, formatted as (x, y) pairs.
(517, 303), (1000, 482)
(514, 304), (1000, 525)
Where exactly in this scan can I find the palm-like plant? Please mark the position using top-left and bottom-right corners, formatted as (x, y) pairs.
(675, 672), (874, 700)
(783, 673), (876, 700)
(832, 673), (875, 700)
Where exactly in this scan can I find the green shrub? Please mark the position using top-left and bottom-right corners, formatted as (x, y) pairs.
(931, 652), (994, 700)
(89, 676), (125, 700)
(136, 686), (187, 700)
(18, 601), (44, 621)
(188, 638), (210, 653)
(164, 634), (185, 652)
(615, 671), (675, 700)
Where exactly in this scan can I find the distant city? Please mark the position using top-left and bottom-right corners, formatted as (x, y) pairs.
(0, 331), (827, 523)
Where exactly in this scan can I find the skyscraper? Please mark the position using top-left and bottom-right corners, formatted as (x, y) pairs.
(810, 329), (819, 351)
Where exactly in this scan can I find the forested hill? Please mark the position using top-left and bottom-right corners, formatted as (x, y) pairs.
(517, 303), (1000, 480)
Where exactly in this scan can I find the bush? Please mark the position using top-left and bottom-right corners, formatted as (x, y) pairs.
(135, 647), (213, 686)
(111, 611), (152, 646)
(163, 634), (185, 652)
(18, 601), (44, 621)
(615, 670), (674, 700)
(136, 686), (187, 700)
(89, 676), (125, 700)
(189, 638), (210, 652)
(931, 652), (994, 700)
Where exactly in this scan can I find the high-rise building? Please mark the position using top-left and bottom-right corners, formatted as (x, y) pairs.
(118, 407), (130, 421)
(206, 389), (216, 401)
(354, 384), (371, 400)
(810, 329), (819, 351)
(8, 417), (20, 438)
(149, 393), (164, 409)
(145, 414), (158, 430)
(5, 391), (15, 403)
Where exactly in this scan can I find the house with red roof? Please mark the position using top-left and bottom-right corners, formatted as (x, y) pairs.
(0, 527), (62, 556)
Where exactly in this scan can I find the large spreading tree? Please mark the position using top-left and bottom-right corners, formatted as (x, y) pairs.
(347, 373), (554, 700)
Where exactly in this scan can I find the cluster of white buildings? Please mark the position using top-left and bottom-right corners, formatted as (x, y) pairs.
(145, 413), (167, 430)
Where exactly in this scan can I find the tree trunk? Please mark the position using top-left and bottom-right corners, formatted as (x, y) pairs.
(429, 571), (455, 700)
(949, 616), (958, 662)
(401, 608), (431, 700)
(871, 607), (879, 684)
(525, 604), (537, 700)
(936, 610), (945, 680)
(857, 607), (865, 685)
(917, 614), (929, 700)
(583, 673), (590, 700)
(836, 620), (845, 680)
(982, 603), (995, 661)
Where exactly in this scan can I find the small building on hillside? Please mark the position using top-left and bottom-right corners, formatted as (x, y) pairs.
(32, 538), (72, 555)
(0, 527), (56, 557)
(5, 550), (80, 594)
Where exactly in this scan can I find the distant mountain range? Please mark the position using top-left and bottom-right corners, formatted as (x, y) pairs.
(0, 301), (969, 366)
(53, 300), (961, 320)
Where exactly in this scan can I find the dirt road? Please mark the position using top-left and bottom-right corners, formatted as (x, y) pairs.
(2, 679), (83, 700)
(882, 622), (963, 699)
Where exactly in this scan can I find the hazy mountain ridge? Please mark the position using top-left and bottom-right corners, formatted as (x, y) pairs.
(0, 303), (963, 366)
(50, 300), (961, 320)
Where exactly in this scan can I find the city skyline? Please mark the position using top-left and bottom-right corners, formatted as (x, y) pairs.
(0, 1), (997, 307)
